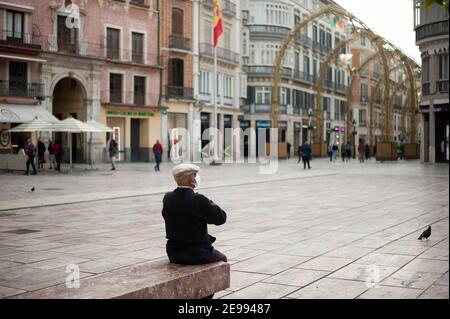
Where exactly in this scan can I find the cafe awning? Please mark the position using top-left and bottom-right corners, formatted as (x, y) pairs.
(0, 104), (59, 123)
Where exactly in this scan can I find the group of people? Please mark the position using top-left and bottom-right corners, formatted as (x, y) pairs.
(108, 138), (164, 172)
(23, 138), (64, 175)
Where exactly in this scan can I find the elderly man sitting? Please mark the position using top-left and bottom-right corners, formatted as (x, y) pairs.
(162, 163), (227, 266)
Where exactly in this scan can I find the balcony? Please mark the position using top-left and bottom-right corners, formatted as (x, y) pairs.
(296, 34), (313, 47)
(360, 96), (369, 103)
(437, 80), (449, 94)
(293, 70), (315, 84)
(415, 20), (449, 42)
(248, 25), (290, 38)
(169, 35), (191, 51)
(359, 122), (367, 128)
(0, 81), (45, 100)
(245, 66), (292, 78)
(203, 0), (236, 16)
(101, 90), (159, 107)
(41, 36), (159, 66)
(0, 30), (42, 53)
(335, 83), (347, 93)
(324, 79), (334, 90)
(200, 43), (240, 65)
(312, 41), (331, 54)
(166, 86), (194, 100)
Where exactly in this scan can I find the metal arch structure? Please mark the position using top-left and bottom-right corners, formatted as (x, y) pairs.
(271, 4), (421, 152)
(270, 5), (374, 137)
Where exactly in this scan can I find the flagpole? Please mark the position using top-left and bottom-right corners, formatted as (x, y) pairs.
(212, 44), (219, 165)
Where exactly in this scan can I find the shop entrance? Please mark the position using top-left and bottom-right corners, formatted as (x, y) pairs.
(131, 119), (141, 162)
(52, 77), (86, 163)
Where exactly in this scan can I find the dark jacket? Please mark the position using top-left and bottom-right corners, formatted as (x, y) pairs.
(162, 188), (226, 249)
(302, 144), (312, 158)
(37, 142), (46, 156)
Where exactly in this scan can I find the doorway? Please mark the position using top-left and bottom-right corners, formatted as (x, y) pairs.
(131, 119), (140, 162)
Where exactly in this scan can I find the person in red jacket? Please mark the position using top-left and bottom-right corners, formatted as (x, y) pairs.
(153, 140), (163, 171)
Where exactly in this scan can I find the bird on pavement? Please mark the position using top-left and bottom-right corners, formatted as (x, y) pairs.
(418, 226), (431, 240)
(30, 187), (35, 192)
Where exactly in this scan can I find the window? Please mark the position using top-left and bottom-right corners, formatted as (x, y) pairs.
(131, 32), (144, 63)
(256, 87), (271, 104)
(9, 61), (27, 94)
(224, 26), (231, 50)
(168, 59), (184, 87)
(58, 15), (78, 53)
(280, 88), (287, 106)
(265, 4), (292, 27)
(414, 0), (421, 27)
(334, 100), (340, 120)
(106, 27), (120, 59)
(134, 76), (145, 105)
(360, 35), (366, 46)
(172, 8), (183, 36)
(6, 10), (24, 43)
(359, 110), (367, 125)
(242, 31), (249, 56)
(239, 74), (247, 98)
(303, 55), (310, 74)
(422, 57), (430, 82)
(360, 83), (368, 102)
(223, 76), (232, 98)
(110, 73), (123, 103)
(200, 71), (210, 95)
(204, 20), (212, 45)
(438, 54), (449, 79)
(312, 24), (318, 44)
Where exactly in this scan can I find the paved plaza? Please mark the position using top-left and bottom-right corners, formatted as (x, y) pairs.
(0, 159), (448, 299)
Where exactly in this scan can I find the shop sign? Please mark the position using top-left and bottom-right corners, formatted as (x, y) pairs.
(256, 121), (271, 129)
(107, 111), (154, 117)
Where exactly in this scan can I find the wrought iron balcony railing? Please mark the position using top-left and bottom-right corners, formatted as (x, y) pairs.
(200, 43), (240, 65)
(169, 34), (191, 51)
(0, 80), (44, 99)
(166, 86), (194, 100)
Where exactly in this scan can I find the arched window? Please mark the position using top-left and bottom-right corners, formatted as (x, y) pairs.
(172, 8), (183, 36)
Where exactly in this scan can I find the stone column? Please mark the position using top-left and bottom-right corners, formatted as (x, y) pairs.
(429, 103), (436, 163)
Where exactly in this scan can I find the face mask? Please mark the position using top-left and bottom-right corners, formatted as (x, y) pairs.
(194, 174), (201, 188)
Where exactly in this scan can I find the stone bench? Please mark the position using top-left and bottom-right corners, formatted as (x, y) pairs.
(14, 259), (230, 299)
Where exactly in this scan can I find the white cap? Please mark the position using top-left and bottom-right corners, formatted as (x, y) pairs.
(172, 163), (200, 179)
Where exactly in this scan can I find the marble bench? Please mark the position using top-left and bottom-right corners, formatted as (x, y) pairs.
(14, 259), (230, 299)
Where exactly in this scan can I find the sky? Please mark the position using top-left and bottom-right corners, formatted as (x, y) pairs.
(334, 0), (421, 63)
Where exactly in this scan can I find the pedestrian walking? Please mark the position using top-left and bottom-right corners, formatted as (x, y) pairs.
(302, 142), (312, 169)
(332, 144), (339, 161)
(341, 143), (346, 162)
(53, 140), (63, 172)
(287, 142), (291, 159)
(328, 144), (333, 162)
(37, 138), (46, 169)
(24, 139), (37, 175)
(358, 141), (365, 163)
(153, 140), (163, 171)
(365, 143), (370, 160)
(48, 140), (54, 169)
(345, 141), (352, 161)
(109, 138), (119, 171)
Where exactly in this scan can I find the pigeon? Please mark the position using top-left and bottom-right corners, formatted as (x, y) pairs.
(418, 226), (431, 240)
(30, 187), (35, 192)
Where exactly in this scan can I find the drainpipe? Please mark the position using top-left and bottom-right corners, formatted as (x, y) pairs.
(157, 0), (162, 108)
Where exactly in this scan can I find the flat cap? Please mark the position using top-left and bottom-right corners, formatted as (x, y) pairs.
(172, 163), (200, 178)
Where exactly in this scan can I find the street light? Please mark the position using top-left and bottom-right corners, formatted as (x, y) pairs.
(308, 108), (313, 143)
(352, 119), (357, 159)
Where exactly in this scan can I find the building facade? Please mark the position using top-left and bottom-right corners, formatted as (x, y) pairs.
(414, 0), (449, 163)
(193, 0), (244, 159)
(240, 0), (350, 157)
(350, 37), (418, 152)
(1, 0), (162, 162)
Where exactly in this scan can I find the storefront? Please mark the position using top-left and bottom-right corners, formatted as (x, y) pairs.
(105, 109), (160, 162)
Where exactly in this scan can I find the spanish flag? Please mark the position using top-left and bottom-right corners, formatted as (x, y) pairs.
(213, 0), (223, 47)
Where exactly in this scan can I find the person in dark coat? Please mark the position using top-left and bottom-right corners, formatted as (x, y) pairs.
(297, 144), (303, 163)
(25, 139), (37, 175)
(48, 140), (54, 169)
(365, 144), (371, 160)
(37, 138), (46, 169)
(162, 163), (227, 267)
(286, 142), (291, 159)
(153, 140), (163, 171)
(301, 142), (312, 169)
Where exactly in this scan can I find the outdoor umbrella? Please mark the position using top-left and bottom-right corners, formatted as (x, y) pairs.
(50, 117), (103, 171)
(8, 117), (57, 133)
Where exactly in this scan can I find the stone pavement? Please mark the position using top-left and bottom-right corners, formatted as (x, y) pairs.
(0, 158), (448, 299)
